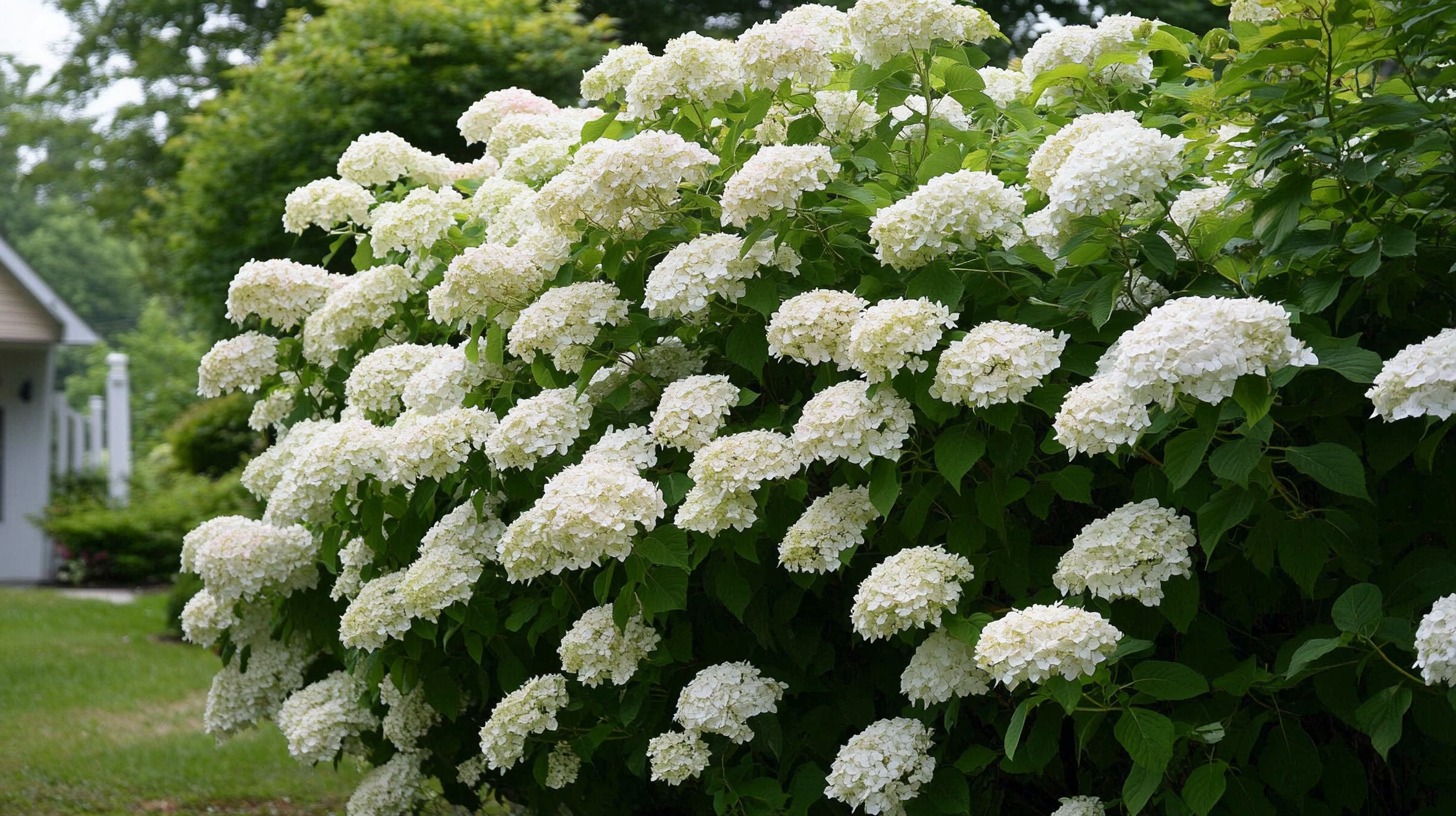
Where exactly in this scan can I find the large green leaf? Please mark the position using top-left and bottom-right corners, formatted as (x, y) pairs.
(1284, 443), (1369, 499)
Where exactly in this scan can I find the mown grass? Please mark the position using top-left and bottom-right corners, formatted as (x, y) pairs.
(0, 588), (361, 816)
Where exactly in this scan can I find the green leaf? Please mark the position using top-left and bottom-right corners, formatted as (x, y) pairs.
(943, 612), (993, 648)
(1182, 762), (1228, 816)
(712, 561), (753, 621)
(1310, 343), (1383, 384)
(906, 265), (964, 309)
(638, 566), (689, 616)
(1332, 583), (1383, 638)
(1232, 375), (1273, 426)
(1208, 436), (1264, 486)
(1138, 233), (1177, 277)
(933, 425), (985, 492)
(1131, 661), (1209, 701)
(786, 114), (824, 146)
(1277, 519), (1328, 597)
(917, 144), (963, 184)
(869, 458), (901, 516)
(1197, 486), (1256, 558)
(1043, 676), (1082, 714)
(1355, 685), (1412, 761)
(1382, 226), (1417, 257)
(1122, 763), (1162, 816)
(1160, 574), (1199, 633)
(580, 109), (618, 143)
(1285, 636), (1342, 677)
(1114, 708), (1176, 770)
(1004, 699), (1033, 760)
(1284, 443), (1369, 499)
(636, 529), (690, 569)
(1049, 465), (1094, 504)
(726, 319), (769, 378)
(1163, 424), (1216, 490)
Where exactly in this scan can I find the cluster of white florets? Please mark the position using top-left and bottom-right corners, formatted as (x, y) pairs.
(979, 67), (1030, 106)
(932, 322), (1067, 408)
(581, 44), (656, 101)
(370, 186), (463, 258)
(846, 298), (958, 382)
(283, 177), (376, 235)
(346, 752), (427, 816)
(1367, 328), (1456, 420)
(486, 109), (596, 162)
(485, 387), (592, 471)
(429, 244), (548, 327)
(677, 430), (801, 535)
(644, 233), (782, 319)
(1052, 796), (1108, 816)
(204, 634), (310, 738)
(1042, 123), (1187, 239)
(1021, 15), (1156, 93)
(824, 717), (936, 816)
(1415, 594), (1456, 686)
(536, 131), (716, 233)
(458, 88), (560, 145)
(339, 571), (411, 651)
(674, 662), (787, 743)
(545, 743), (581, 789)
(852, 546), (975, 640)
(900, 629), (991, 706)
(248, 387), (296, 432)
(266, 419), (391, 524)
(737, 18), (838, 90)
(1168, 184), (1236, 236)
(647, 730), (712, 785)
(499, 137), (576, 186)
(198, 332), (279, 397)
(768, 289), (868, 368)
(558, 605), (661, 687)
(625, 33), (744, 120)
(581, 425), (659, 469)
(507, 282), (629, 372)
(381, 678), (439, 752)
(1053, 499), (1196, 605)
(179, 587), (236, 648)
(650, 374), (741, 452)
(184, 516), (317, 602)
(331, 538), (370, 602)
(758, 90), (881, 144)
(889, 96), (971, 141)
(337, 132), (451, 188)
(846, 0), (998, 67)
(345, 344), (438, 416)
(478, 674), (570, 771)
(778, 486), (881, 572)
(227, 260), (343, 329)
(1229, 0), (1283, 24)
(720, 145), (838, 227)
(498, 461), (666, 581)
(275, 671), (379, 764)
(1051, 378), (1153, 457)
(388, 407), (497, 486)
(794, 379), (914, 466)
(869, 171), (1026, 269)
(302, 264), (419, 366)
(401, 345), (496, 415)
(395, 529), (489, 622)
(973, 604), (1123, 689)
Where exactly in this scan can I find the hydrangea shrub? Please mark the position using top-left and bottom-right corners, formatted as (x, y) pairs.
(187, 1), (1456, 813)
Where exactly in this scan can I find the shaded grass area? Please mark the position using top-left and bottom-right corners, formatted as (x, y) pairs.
(0, 588), (360, 815)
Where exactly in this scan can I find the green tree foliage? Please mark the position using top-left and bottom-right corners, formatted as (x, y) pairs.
(148, 0), (614, 335)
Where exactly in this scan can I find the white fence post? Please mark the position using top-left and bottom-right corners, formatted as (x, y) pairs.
(105, 354), (131, 505)
(68, 410), (84, 473)
(87, 395), (104, 471)
(53, 392), (70, 476)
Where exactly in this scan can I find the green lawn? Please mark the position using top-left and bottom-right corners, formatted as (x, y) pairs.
(0, 588), (361, 816)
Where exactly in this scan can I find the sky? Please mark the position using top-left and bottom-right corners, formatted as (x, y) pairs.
(1, 0), (144, 120)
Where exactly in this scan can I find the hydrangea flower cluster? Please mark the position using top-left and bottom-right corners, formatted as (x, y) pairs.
(720, 144), (838, 227)
(793, 379), (915, 466)
(677, 430), (802, 535)
(869, 171), (1026, 270)
(275, 671), (378, 764)
(346, 753), (426, 816)
(337, 131), (451, 187)
(778, 485), (880, 572)
(282, 177), (375, 235)
(1052, 796), (1108, 816)
(1415, 594), (1456, 686)
(457, 87), (560, 145)
(674, 662), (787, 743)
(182, 516), (317, 602)
(508, 282), (629, 373)
(198, 332), (279, 397)
(644, 233), (796, 319)
(846, 298), (958, 382)
(429, 244), (548, 327)
(558, 605), (661, 687)
(900, 628), (991, 706)
(545, 743), (581, 789)
(1053, 499), (1196, 605)
(478, 674), (570, 771)
(647, 730), (712, 785)
(226, 260), (343, 329)
(345, 344), (438, 416)
(536, 131), (716, 233)
(824, 717), (936, 816)
(973, 604), (1123, 689)
(302, 264), (418, 365)
(737, 18), (838, 91)
(203, 633), (310, 738)
(650, 374), (741, 452)
(381, 678), (439, 752)
(846, 0), (997, 66)
(1021, 15), (1157, 93)
(851, 546), (975, 640)
(485, 387), (592, 471)
(625, 33), (744, 120)
(1367, 328), (1456, 420)
(931, 322), (1067, 408)
(768, 289), (868, 368)
(369, 186), (463, 258)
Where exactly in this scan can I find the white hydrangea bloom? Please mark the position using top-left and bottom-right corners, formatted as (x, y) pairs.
(1229, 0), (1282, 23)
(546, 742), (581, 789)
(345, 344), (438, 416)
(302, 264), (419, 366)
(980, 67), (1030, 107)
(581, 44), (656, 101)
(1367, 328), (1456, 420)
(677, 430), (802, 535)
(869, 171), (1027, 270)
(421, 496), (507, 562)
(737, 20), (837, 91)
(778, 4), (852, 51)
(265, 418), (392, 525)
(248, 388), (295, 432)
(485, 387), (593, 471)
(888, 95), (971, 136)
(500, 137), (578, 186)
(458, 87), (560, 145)
(204, 636), (310, 738)
(1415, 594), (1456, 686)
(624, 33), (744, 120)
(643, 233), (793, 319)
(386, 407), (497, 487)
(468, 176), (534, 226)
(331, 537), (370, 602)
(180, 587), (236, 648)
(1054, 499), (1196, 605)
(370, 186), (463, 258)
(720, 144), (837, 227)
(901, 628), (991, 706)
(581, 425), (659, 469)
(346, 752), (426, 816)
(824, 717), (936, 816)
(337, 132), (449, 187)
(283, 178), (375, 235)
(675, 486), (761, 537)
(1040, 124), (1187, 231)
(1168, 184), (1236, 235)
(650, 374), (740, 452)
(793, 379), (914, 466)
(768, 289), (868, 368)
(1052, 376), (1152, 457)
(558, 605), (661, 687)
(778, 486), (880, 573)
(186, 516), (317, 602)
(508, 282), (629, 372)
(478, 674), (570, 771)
(974, 603), (1123, 689)
(485, 109), (596, 162)
(228, 260), (344, 328)
(198, 332), (279, 397)
(451, 154), (501, 183)
(239, 420), (330, 502)
(535, 131), (717, 233)
(275, 671), (378, 764)
(809, 90), (882, 140)
(1052, 796), (1107, 816)
(1098, 296), (1318, 408)
(428, 244), (550, 328)
(397, 539), (486, 625)
(401, 345), (497, 415)
(932, 322), (1067, 408)
(674, 662), (787, 744)
(846, 298), (958, 382)
(852, 545), (975, 640)
(497, 461), (666, 581)
(1026, 112), (1143, 193)
(647, 730), (712, 785)
(339, 571), (411, 651)
(381, 678), (439, 752)
(847, 0), (999, 66)
(1021, 16), (1157, 91)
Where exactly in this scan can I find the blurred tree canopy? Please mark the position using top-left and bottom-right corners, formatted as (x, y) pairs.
(147, 0), (614, 334)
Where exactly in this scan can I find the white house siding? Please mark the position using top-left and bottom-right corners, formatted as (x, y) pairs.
(0, 345), (56, 581)
(0, 269), (61, 344)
